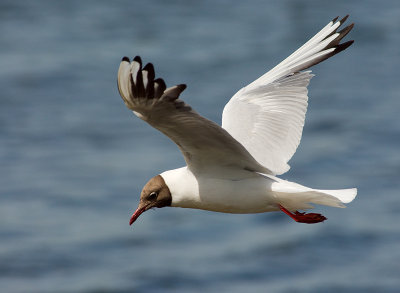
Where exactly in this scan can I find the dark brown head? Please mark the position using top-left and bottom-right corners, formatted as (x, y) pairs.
(129, 175), (172, 225)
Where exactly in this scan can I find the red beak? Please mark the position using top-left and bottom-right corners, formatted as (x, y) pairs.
(129, 206), (146, 225)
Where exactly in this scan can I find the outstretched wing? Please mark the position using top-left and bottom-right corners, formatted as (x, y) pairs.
(118, 56), (271, 176)
(222, 16), (354, 175)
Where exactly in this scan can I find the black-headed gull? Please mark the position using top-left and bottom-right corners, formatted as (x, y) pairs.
(118, 16), (357, 225)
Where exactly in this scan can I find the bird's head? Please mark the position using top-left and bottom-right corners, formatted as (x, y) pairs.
(129, 175), (172, 225)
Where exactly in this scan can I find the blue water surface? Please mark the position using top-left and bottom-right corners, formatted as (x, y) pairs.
(1, 0), (399, 292)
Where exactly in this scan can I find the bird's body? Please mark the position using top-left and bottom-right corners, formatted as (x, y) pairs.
(162, 167), (355, 214)
(117, 16), (357, 225)
(163, 167), (277, 214)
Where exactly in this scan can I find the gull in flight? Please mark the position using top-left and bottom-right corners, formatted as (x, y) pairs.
(117, 16), (357, 225)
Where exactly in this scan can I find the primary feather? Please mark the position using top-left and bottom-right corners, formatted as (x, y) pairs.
(222, 16), (354, 175)
(117, 57), (272, 178)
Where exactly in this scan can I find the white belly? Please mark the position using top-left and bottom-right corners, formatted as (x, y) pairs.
(162, 167), (279, 214)
(161, 167), (357, 214)
(196, 176), (280, 213)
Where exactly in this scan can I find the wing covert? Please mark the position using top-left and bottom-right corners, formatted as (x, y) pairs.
(117, 56), (272, 177)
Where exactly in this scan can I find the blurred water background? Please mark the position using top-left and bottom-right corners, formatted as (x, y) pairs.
(1, 0), (400, 292)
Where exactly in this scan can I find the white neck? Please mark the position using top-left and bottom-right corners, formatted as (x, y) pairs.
(160, 167), (200, 208)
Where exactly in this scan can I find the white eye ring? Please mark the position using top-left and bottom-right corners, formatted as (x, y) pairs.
(149, 191), (158, 199)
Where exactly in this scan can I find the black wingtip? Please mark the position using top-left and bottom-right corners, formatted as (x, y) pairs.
(154, 78), (166, 90)
(121, 56), (130, 62)
(332, 16), (339, 23)
(339, 22), (354, 34)
(177, 84), (187, 91)
(133, 56), (142, 65)
(143, 63), (155, 83)
(326, 22), (354, 47)
(339, 14), (349, 24)
(335, 40), (354, 54)
(143, 63), (154, 72)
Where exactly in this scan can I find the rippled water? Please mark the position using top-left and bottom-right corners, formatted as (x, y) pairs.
(1, 0), (400, 292)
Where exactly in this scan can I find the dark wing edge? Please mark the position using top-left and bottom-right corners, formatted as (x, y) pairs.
(222, 15), (354, 175)
(116, 56), (272, 175)
(117, 56), (191, 116)
(292, 15), (354, 72)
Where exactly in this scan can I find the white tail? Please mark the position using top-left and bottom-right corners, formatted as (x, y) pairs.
(270, 176), (357, 211)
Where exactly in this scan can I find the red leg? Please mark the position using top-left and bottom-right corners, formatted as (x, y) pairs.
(278, 204), (327, 224)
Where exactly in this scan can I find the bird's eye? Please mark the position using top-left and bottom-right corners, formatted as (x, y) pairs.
(149, 191), (158, 200)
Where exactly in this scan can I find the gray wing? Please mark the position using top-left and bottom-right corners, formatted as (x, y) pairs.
(117, 56), (271, 176)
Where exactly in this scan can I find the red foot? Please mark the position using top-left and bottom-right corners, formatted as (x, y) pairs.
(279, 204), (327, 224)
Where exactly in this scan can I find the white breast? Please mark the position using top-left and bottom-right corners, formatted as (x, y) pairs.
(161, 167), (278, 214)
